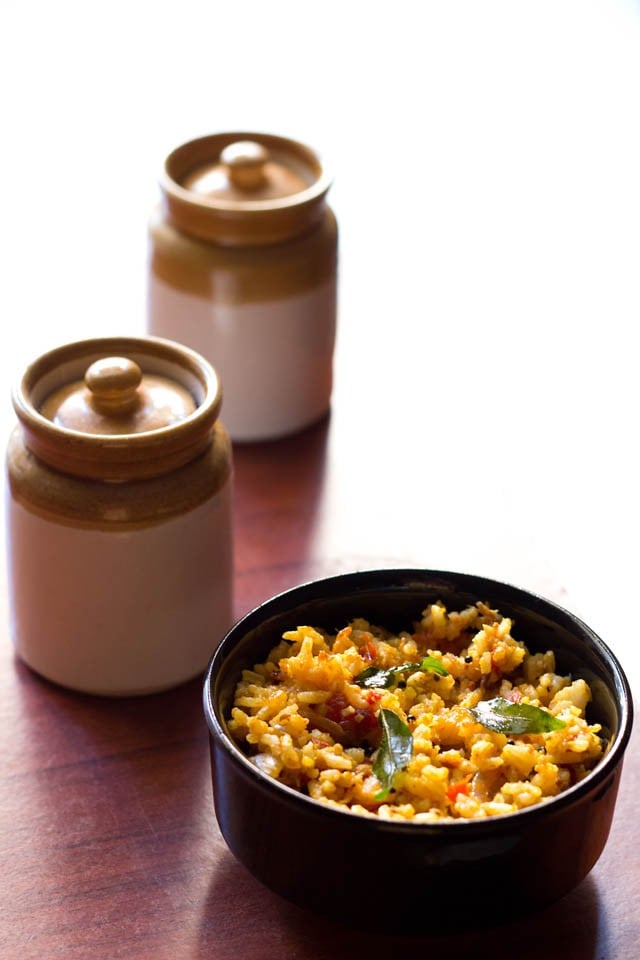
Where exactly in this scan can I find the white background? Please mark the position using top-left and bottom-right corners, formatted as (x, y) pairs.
(1, 0), (640, 687)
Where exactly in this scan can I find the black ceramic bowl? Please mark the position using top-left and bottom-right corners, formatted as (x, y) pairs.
(203, 569), (633, 930)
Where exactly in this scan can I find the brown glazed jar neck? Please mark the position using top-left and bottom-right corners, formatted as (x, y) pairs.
(12, 336), (222, 482)
(160, 132), (333, 247)
(150, 206), (338, 301)
(7, 421), (232, 530)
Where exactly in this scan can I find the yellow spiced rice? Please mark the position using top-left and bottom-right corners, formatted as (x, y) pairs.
(229, 602), (604, 821)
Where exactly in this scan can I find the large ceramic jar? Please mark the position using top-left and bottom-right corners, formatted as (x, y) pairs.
(147, 132), (338, 443)
(6, 336), (233, 696)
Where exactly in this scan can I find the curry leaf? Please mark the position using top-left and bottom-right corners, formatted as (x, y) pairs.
(419, 656), (449, 677)
(355, 656), (448, 689)
(373, 709), (413, 800)
(355, 665), (408, 689)
(470, 697), (566, 735)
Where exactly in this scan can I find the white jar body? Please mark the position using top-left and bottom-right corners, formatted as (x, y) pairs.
(6, 477), (233, 696)
(149, 274), (336, 442)
(148, 207), (338, 443)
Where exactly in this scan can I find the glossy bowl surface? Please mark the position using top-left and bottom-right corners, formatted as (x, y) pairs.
(203, 569), (633, 929)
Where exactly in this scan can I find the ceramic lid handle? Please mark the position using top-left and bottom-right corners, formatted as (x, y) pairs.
(220, 140), (269, 190)
(85, 357), (142, 415)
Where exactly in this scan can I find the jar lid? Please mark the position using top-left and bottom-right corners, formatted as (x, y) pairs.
(41, 356), (197, 435)
(160, 131), (332, 246)
(13, 337), (222, 481)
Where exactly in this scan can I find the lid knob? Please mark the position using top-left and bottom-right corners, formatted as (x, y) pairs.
(220, 140), (269, 190)
(85, 357), (142, 415)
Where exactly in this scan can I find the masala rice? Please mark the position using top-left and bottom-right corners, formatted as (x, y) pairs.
(228, 602), (604, 820)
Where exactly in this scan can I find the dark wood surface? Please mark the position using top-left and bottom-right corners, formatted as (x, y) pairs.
(2, 3), (640, 957)
(1, 412), (639, 960)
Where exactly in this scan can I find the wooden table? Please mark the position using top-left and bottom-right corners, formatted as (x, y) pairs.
(2, 3), (639, 956)
(1, 413), (639, 960)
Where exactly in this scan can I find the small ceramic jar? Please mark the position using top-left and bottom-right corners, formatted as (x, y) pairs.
(5, 336), (233, 696)
(147, 132), (338, 442)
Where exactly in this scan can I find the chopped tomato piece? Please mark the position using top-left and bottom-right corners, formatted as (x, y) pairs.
(446, 780), (470, 802)
(359, 640), (378, 663)
(325, 693), (379, 743)
(325, 693), (349, 722)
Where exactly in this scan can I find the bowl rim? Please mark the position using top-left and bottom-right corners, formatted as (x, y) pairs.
(203, 567), (634, 832)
